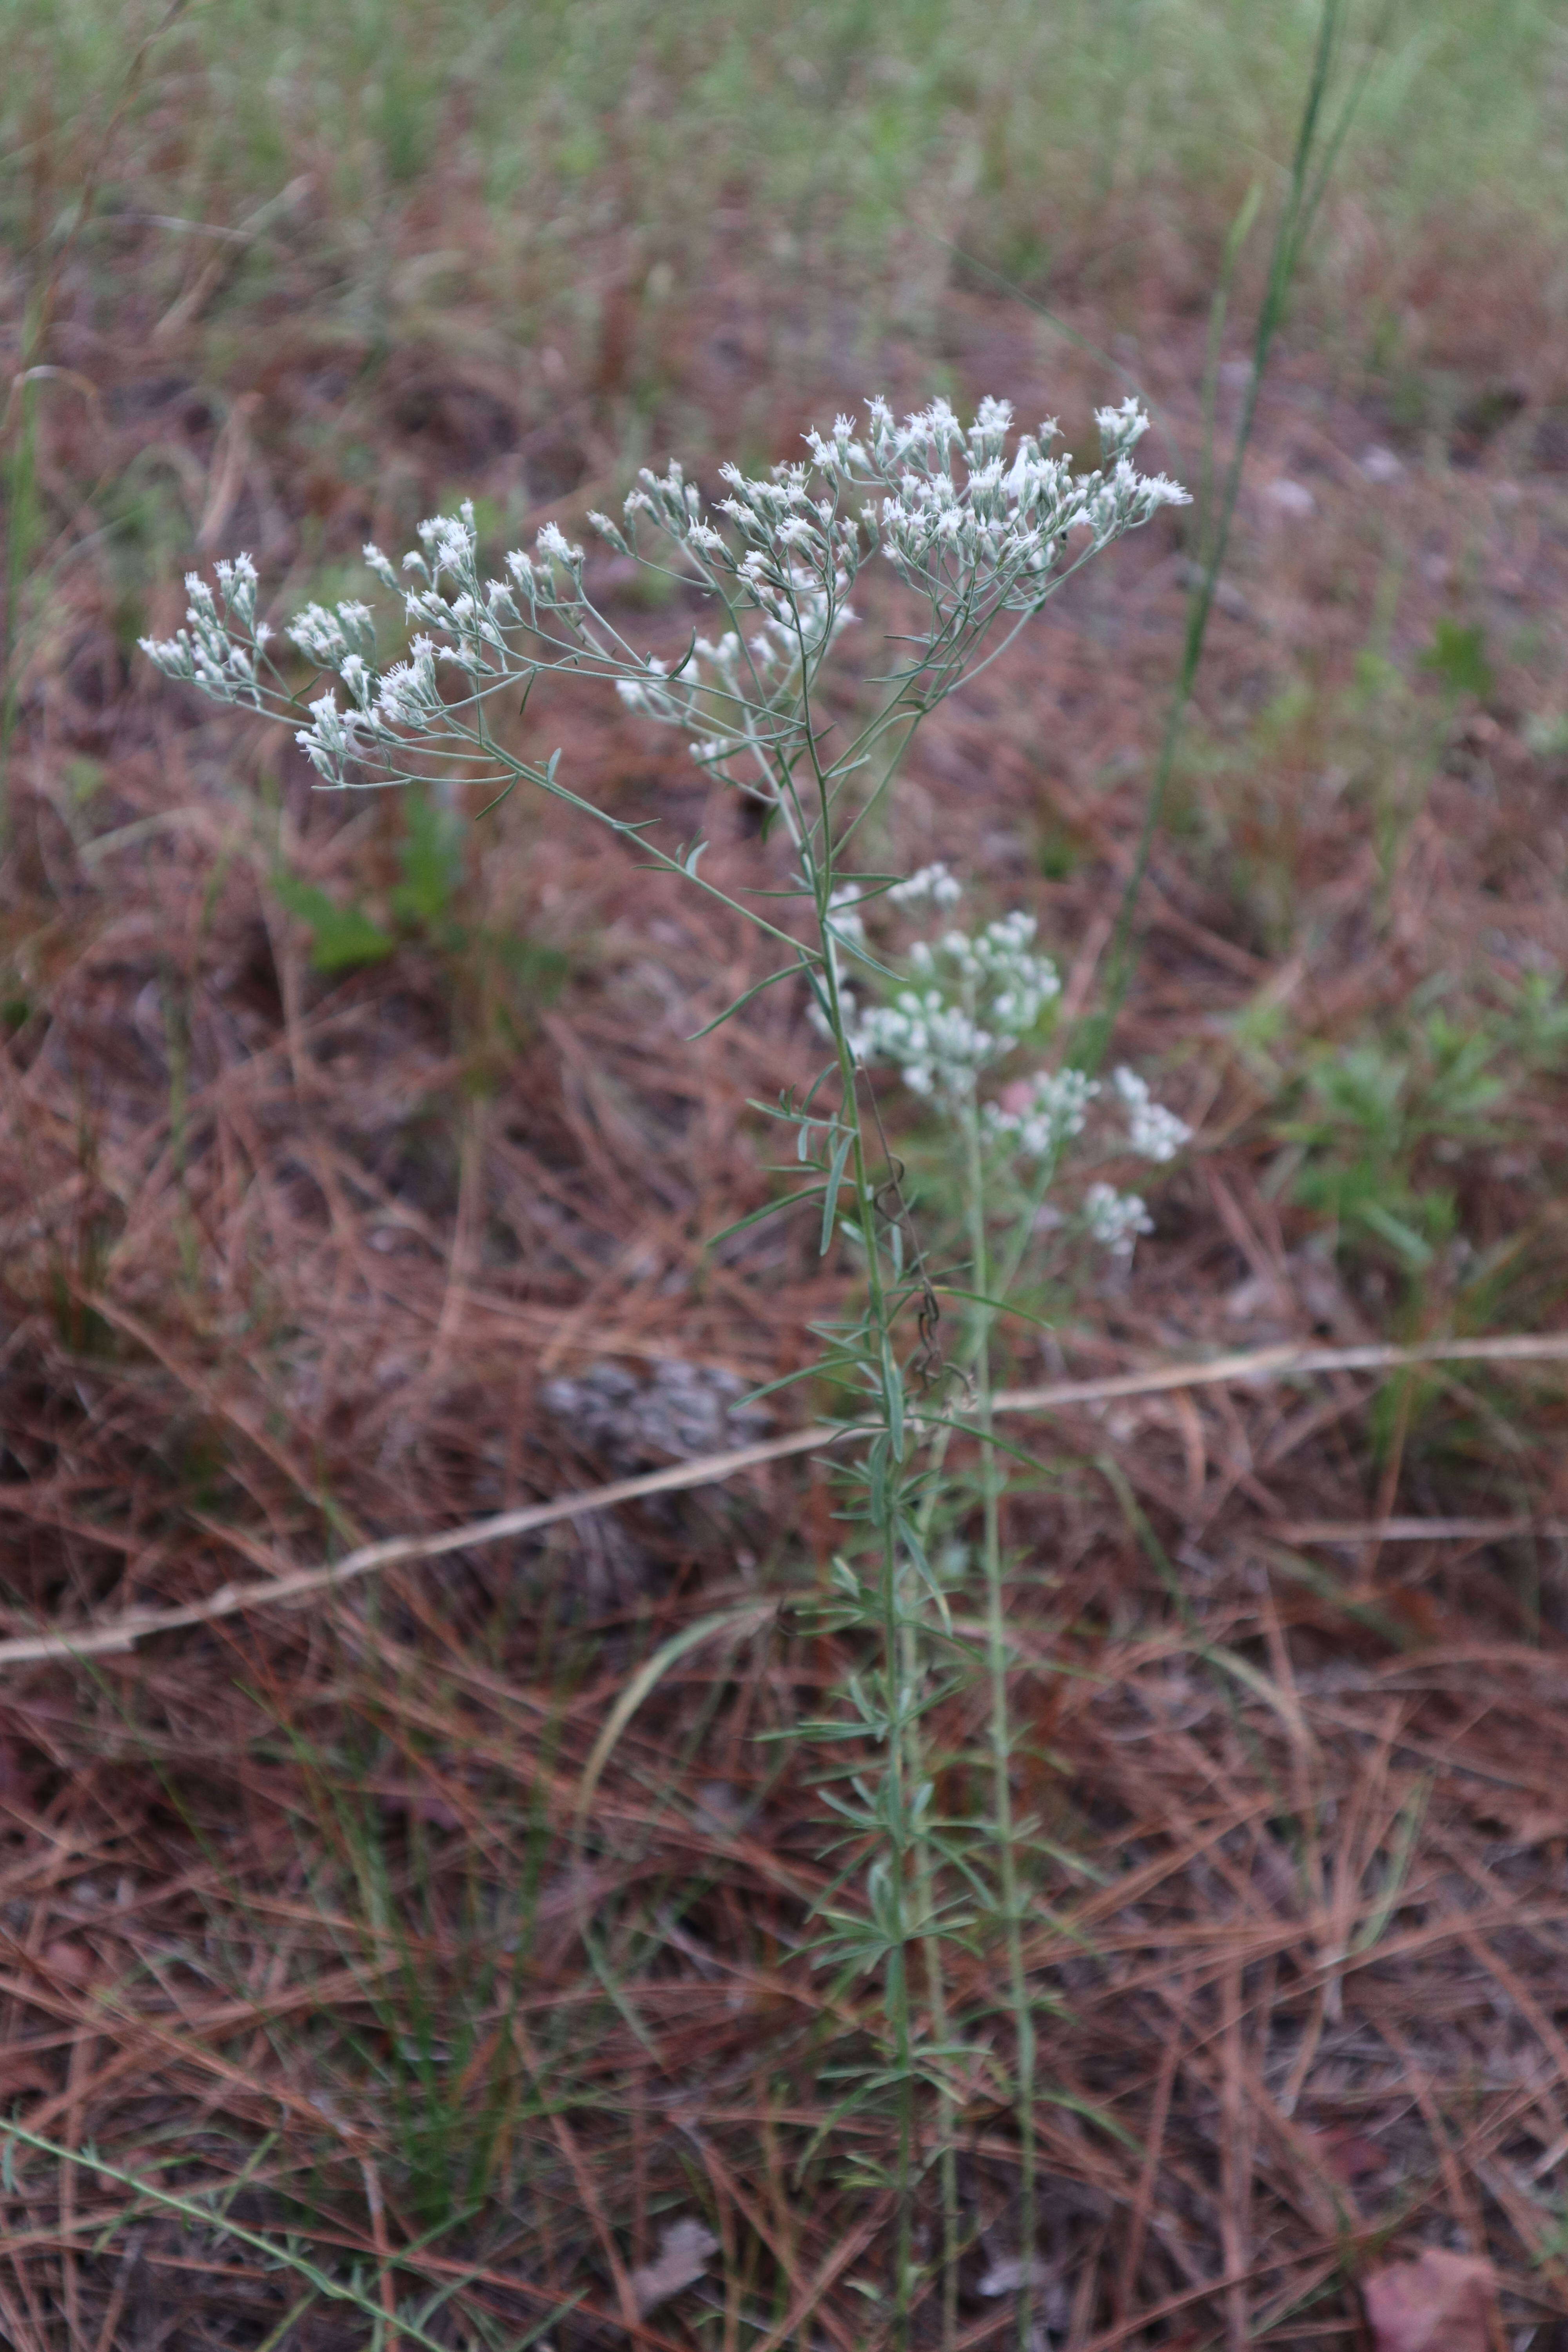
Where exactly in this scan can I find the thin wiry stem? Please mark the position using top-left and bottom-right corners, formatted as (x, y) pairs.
(962, 1089), (1036, 2350)
(1078, 0), (1383, 1076)
(802, 690), (924, 2347)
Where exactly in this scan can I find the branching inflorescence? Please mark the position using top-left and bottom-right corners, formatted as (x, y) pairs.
(143, 394), (1183, 808)
(144, 393), (1192, 2342)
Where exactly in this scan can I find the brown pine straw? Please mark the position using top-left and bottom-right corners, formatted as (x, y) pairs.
(1, 1331), (1562, 1671)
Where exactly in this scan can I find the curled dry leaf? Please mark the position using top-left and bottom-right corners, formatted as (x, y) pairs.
(1362, 2247), (1497, 2352)
(630, 2217), (720, 2314)
(978, 2253), (1054, 2297)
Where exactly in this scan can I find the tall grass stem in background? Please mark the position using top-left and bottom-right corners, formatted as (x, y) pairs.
(0, 354), (40, 810)
(1078, 0), (1393, 1072)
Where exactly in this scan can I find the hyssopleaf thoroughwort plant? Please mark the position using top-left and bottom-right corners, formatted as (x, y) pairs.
(144, 393), (1192, 2339)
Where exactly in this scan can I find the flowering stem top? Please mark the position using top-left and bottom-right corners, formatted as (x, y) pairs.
(142, 394), (1184, 853)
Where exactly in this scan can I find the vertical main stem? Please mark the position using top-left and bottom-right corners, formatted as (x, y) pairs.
(962, 1096), (1036, 2347)
(814, 849), (919, 2344)
(902, 1570), (958, 2352)
(0, 363), (40, 842)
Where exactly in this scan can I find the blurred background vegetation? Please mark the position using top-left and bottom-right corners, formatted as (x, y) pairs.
(3, 4), (1568, 2346)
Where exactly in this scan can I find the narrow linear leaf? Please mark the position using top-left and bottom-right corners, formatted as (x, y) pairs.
(708, 1183), (826, 1250)
(688, 958), (808, 1042)
(573, 1600), (775, 1838)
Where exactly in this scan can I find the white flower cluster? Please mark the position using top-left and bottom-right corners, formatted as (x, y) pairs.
(804, 394), (1188, 617)
(1083, 1181), (1154, 1257)
(852, 991), (998, 1098)
(887, 861), (963, 909)
(831, 867), (1190, 1267)
(602, 451), (862, 617)
(907, 911), (1059, 1030)
(1111, 1065), (1192, 1162)
(141, 393), (1185, 805)
(848, 909), (1060, 1098)
(982, 1067), (1100, 1160)
(597, 454), (864, 794)
(139, 499), (603, 785)
(593, 396), (1181, 786)
(137, 555), (271, 706)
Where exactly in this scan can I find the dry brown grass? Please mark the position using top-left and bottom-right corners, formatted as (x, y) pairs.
(3, 55), (1568, 2345)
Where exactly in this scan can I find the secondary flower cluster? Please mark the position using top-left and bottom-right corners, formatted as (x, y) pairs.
(838, 905), (1062, 1100)
(1110, 1064), (1191, 1163)
(1083, 1181), (1155, 1257)
(142, 556), (272, 706)
(833, 869), (1192, 1258)
(981, 1067), (1100, 1158)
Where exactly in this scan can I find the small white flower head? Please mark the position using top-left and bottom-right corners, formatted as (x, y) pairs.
(139, 630), (196, 682)
(1094, 395), (1151, 460)
(295, 688), (361, 779)
(984, 1067), (1100, 1160)
(1111, 1066), (1192, 1163)
(363, 542), (400, 591)
(587, 510), (630, 554)
(888, 862), (962, 909)
(287, 603), (348, 666)
(1083, 1181), (1153, 1257)
(536, 519), (584, 570)
(212, 552), (258, 625)
(416, 503), (479, 584)
(372, 635), (440, 730)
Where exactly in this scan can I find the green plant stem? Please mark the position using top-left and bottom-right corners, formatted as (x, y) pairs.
(813, 833), (920, 2344)
(900, 1589), (960, 2352)
(1077, 0), (1380, 1078)
(0, 362), (40, 831)
(902, 1136), (1070, 2343)
(962, 1091), (1036, 2347)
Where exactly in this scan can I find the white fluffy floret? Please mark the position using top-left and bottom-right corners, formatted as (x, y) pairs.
(848, 904), (1059, 1098)
(853, 989), (997, 1099)
(887, 862), (962, 909)
(1083, 1181), (1154, 1257)
(983, 1067), (1100, 1160)
(138, 555), (272, 708)
(1111, 1066), (1192, 1162)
